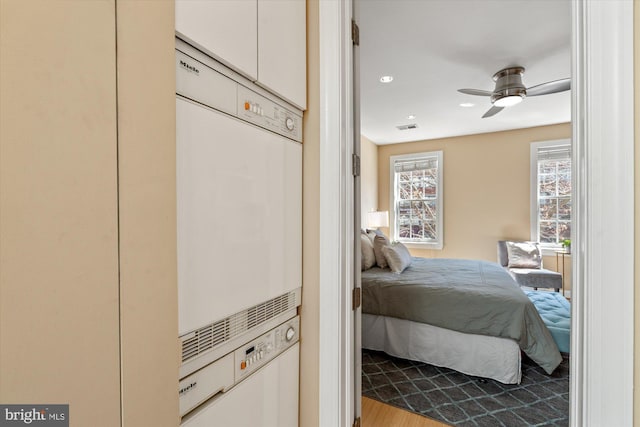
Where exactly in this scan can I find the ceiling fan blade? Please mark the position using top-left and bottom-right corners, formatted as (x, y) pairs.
(482, 106), (504, 118)
(526, 78), (571, 96)
(458, 88), (493, 97)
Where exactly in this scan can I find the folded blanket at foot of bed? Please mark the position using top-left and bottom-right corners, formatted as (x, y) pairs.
(525, 290), (571, 353)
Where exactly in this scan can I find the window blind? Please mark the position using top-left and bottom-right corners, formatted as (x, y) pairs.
(537, 144), (571, 161)
(394, 157), (438, 173)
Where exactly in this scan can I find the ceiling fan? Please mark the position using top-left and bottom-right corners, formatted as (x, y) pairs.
(458, 67), (571, 118)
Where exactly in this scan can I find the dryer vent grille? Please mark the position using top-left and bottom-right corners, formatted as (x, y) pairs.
(181, 291), (297, 363)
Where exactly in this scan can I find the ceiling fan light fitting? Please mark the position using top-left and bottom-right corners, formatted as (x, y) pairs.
(493, 94), (524, 107)
(458, 66), (569, 118)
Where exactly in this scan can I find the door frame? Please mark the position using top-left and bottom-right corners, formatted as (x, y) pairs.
(569, 1), (635, 425)
(317, 0), (635, 426)
(317, 0), (356, 426)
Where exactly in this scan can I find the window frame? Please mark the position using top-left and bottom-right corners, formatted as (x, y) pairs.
(530, 139), (571, 254)
(389, 150), (443, 250)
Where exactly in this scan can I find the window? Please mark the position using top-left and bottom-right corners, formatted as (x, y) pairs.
(531, 140), (571, 250)
(389, 151), (443, 249)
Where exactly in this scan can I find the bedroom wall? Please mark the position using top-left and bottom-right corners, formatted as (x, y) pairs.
(376, 123), (572, 290)
(360, 135), (379, 226)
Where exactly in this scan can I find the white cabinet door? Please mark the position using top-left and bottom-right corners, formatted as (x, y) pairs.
(176, 0), (258, 80)
(257, 0), (307, 109)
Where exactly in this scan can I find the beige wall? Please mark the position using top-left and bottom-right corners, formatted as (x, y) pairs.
(634, 1), (639, 424)
(360, 135), (379, 226)
(0, 2), (121, 424)
(377, 123), (571, 261)
(0, 1), (178, 425)
(116, 2), (179, 425)
(300, 0), (320, 425)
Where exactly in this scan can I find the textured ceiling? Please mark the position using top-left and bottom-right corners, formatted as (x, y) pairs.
(359, 0), (572, 144)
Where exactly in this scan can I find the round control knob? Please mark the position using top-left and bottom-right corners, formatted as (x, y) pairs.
(285, 117), (295, 131)
(285, 327), (295, 342)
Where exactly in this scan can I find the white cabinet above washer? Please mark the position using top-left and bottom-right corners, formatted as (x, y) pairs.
(175, 0), (258, 81)
(257, 0), (306, 110)
(176, 0), (307, 110)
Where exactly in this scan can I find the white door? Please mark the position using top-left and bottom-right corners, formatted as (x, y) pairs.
(176, 98), (302, 335)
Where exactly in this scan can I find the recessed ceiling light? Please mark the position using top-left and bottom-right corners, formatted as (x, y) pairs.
(380, 75), (394, 83)
(407, 114), (416, 120)
(460, 102), (475, 108)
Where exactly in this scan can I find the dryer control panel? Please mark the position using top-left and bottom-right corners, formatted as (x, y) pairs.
(237, 85), (302, 142)
(176, 47), (303, 144)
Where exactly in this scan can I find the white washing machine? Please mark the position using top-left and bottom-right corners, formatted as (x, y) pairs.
(179, 317), (299, 427)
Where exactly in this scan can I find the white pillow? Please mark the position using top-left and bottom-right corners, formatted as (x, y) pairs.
(506, 241), (542, 269)
(373, 234), (390, 268)
(360, 234), (376, 270)
(382, 242), (412, 273)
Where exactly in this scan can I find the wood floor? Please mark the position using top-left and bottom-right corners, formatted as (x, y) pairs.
(362, 397), (452, 427)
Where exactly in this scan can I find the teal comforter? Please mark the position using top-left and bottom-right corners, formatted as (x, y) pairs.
(362, 257), (562, 374)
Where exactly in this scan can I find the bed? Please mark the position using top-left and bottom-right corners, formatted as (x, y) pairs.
(361, 256), (563, 384)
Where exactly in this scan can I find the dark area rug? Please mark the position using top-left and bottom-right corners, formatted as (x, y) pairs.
(362, 349), (569, 427)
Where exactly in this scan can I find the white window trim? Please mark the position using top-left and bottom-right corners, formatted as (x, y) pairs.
(389, 150), (443, 250)
(530, 138), (571, 255)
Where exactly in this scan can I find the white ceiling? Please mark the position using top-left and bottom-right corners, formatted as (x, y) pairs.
(359, 0), (572, 144)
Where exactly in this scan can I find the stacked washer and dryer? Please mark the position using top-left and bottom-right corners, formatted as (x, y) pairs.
(175, 2), (305, 425)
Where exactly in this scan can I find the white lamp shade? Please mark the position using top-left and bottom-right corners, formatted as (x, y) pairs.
(366, 211), (389, 228)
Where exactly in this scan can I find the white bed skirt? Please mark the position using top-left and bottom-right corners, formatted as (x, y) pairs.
(362, 314), (522, 384)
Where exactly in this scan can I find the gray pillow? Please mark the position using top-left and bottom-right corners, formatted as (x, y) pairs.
(373, 234), (390, 268)
(382, 242), (412, 273)
(506, 241), (542, 269)
(361, 234), (376, 270)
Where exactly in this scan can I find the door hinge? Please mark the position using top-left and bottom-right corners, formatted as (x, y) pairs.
(352, 153), (360, 177)
(351, 20), (360, 46)
(353, 416), (361, 427)
(352, 287), (361, 310)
